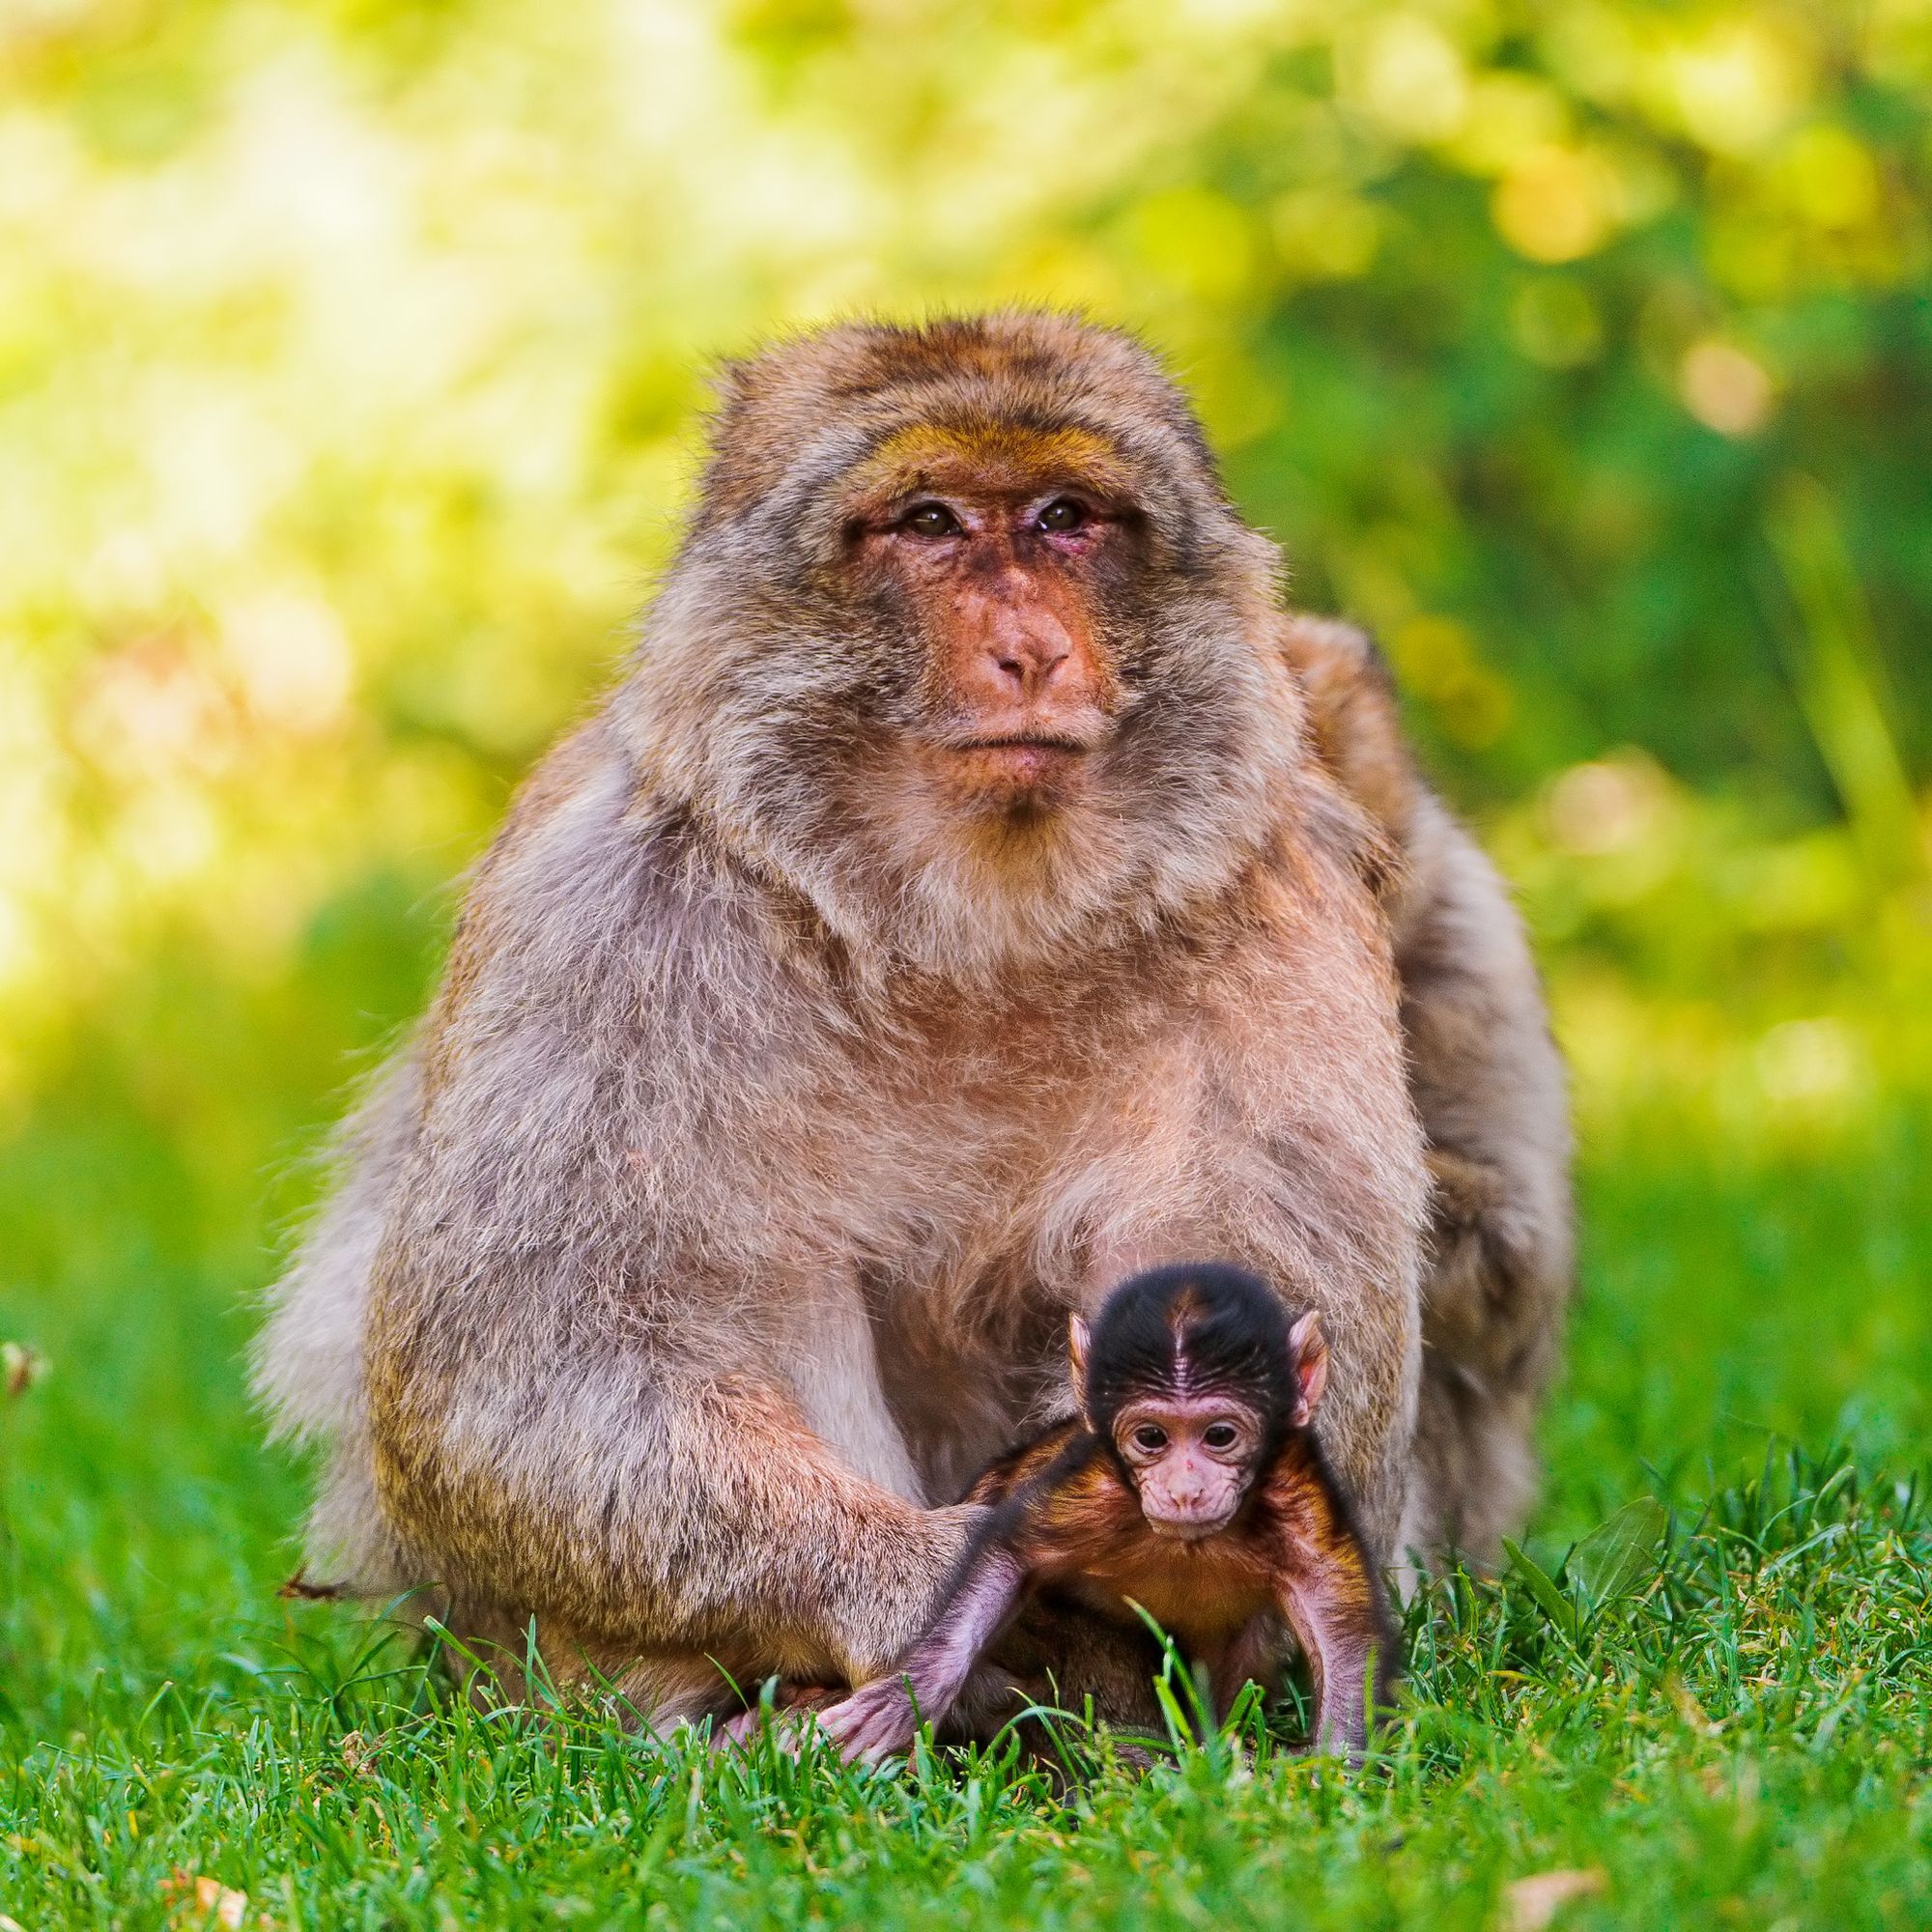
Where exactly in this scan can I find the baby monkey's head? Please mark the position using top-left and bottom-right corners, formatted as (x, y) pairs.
(1071, 1264), (1329, 1540)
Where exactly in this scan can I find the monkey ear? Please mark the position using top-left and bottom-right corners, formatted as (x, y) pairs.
(1289, 1311), (1329, 1428)
(1067, 1314), (1094, 1420)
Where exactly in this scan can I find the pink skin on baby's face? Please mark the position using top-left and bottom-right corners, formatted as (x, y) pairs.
(1112, 1395), (1265, 1539)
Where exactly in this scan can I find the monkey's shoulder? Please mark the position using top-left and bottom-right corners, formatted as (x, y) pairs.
(1253, 1435), (1381, 1597)
(1277, 613), (1415, 843)
(962, 1418), (1091, 1505)
(431, 718), (833, 1059)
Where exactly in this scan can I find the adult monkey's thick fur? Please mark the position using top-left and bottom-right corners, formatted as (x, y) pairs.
(1284, 615), (1572, 1559)
(255, 313), (1570, 1726)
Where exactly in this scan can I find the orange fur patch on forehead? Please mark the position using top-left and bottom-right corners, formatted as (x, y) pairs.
(1163, 1283), (1208, 1392)
(1163, 1285), (1206, 1338)
(852, 418), (1134, 502)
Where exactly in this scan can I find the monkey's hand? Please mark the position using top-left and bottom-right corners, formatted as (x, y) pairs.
(810, 1673), (923, 1766)
(714, 1678), (918, 1764)
(713, 1683), (838, 1752)
(810, 1539), (1033, 1764)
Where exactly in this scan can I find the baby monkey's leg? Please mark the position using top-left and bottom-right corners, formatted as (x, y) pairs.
(1208, 1616), (1286, 1725)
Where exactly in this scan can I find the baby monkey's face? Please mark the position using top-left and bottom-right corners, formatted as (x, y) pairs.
(1112, 1392), (1265, 1539)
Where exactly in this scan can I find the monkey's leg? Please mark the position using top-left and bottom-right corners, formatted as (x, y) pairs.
(1208, 1617), (1283, 1726)
(969, 1600), (1169, 1742)
(367, 1343), (983, 1725)
(1395, 822), (1574, 1569)
(1406, 1150), (1568, 1566)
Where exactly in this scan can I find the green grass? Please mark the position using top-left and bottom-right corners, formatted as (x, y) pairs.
(3, 1089), (1930, 1929)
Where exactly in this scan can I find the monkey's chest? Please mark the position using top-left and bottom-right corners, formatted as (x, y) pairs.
(1046, 1542), (1272, 1648)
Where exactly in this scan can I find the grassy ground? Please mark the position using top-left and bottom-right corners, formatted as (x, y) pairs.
(3, 1075), (1930, 1928)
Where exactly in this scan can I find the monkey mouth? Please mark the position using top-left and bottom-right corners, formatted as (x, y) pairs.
(952, 734), (1092, 756)
(917, 725), (1106, 810)
(946, 734), (1094, 783)
(1147, 1513), (1237, 1544)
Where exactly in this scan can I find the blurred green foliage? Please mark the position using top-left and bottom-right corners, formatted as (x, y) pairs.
(3, 0), (1929, 1182)
(0, 3), (1929, 1416)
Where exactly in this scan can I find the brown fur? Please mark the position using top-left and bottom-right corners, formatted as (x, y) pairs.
(794, 1361), (1393, 1762)
(251, 311), (1554, 1734)
(974, 1422), (1373, 1653)
(1281, 617), (1574, 1563)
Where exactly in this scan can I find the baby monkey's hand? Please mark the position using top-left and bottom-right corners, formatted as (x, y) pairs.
(810, 1674), (923, 1765)
(712, 1682), (838, 1752)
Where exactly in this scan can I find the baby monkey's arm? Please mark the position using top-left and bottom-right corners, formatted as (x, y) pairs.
(812, 1535), (1034, 1764)
(1265, 1441), (1398, 1760)
(788, 1430), (1094, 1764)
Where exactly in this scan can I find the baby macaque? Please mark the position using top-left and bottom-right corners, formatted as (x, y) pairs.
(803, 1263), (1397, 1764)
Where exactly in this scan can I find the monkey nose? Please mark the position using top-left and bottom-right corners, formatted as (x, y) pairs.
(988, 634), (1072, 697)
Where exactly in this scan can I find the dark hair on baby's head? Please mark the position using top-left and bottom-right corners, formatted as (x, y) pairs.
(1083, 1262), (1294, 1436)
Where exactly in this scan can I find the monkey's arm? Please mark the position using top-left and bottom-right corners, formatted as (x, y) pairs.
(1266, 1450), (1398, 1761)
(368, 1311), (978, 1697)
(805, 1532), (1034, 1764)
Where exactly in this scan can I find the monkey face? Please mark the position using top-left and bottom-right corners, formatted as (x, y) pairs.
(839, 434), (1134, 817)
(1111, 1392), (1265, 1539)
(622, 315), (1313, 979)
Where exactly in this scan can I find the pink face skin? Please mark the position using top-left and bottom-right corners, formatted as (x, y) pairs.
(851, 469), (1125, 811)
(1112, 1395), (1267, 1540)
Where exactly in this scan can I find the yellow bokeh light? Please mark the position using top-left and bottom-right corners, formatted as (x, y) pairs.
(1448, 72), (1570, 176)
(1270, 188), (1381, 280)
(1340, 13), (1470, 143)
(1678, 339), (1775, 436)
(1782, 124), (1882, 229)
(1122, 187), (1255, 300)
(1665, 20), (1804, 156)
(1493, 145), (1617, 263)
(218, 589), (356, 737)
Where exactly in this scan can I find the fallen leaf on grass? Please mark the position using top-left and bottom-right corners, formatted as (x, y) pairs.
(160, 1869), (251, 1929)
(2, 1343), (47, 1400)
(1502, 1867), (1607, 1930)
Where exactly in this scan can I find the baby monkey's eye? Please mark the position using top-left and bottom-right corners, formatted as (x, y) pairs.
(1203, 1423), (1239, 1451)
(1037, 497), (1086, 533)
(902, 502), (963, 538)
(1132, 1424), (1169, 1453)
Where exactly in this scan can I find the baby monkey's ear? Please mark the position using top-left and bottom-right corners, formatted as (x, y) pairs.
(1288, 1311), (1329, 1429)
(1067, 1313), (1094, 1422)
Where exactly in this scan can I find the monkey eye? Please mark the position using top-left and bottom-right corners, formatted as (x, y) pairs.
(1131, 1424), (1169, 1453)
(901, 501), (963, 539)
(1203, 1423), (1239, 1452)
(1037, 497), (1087, 534)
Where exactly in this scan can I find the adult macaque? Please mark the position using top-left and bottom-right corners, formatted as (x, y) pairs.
(779, 1264), (1393, 1765)
(255, 312), (1566, 1732)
